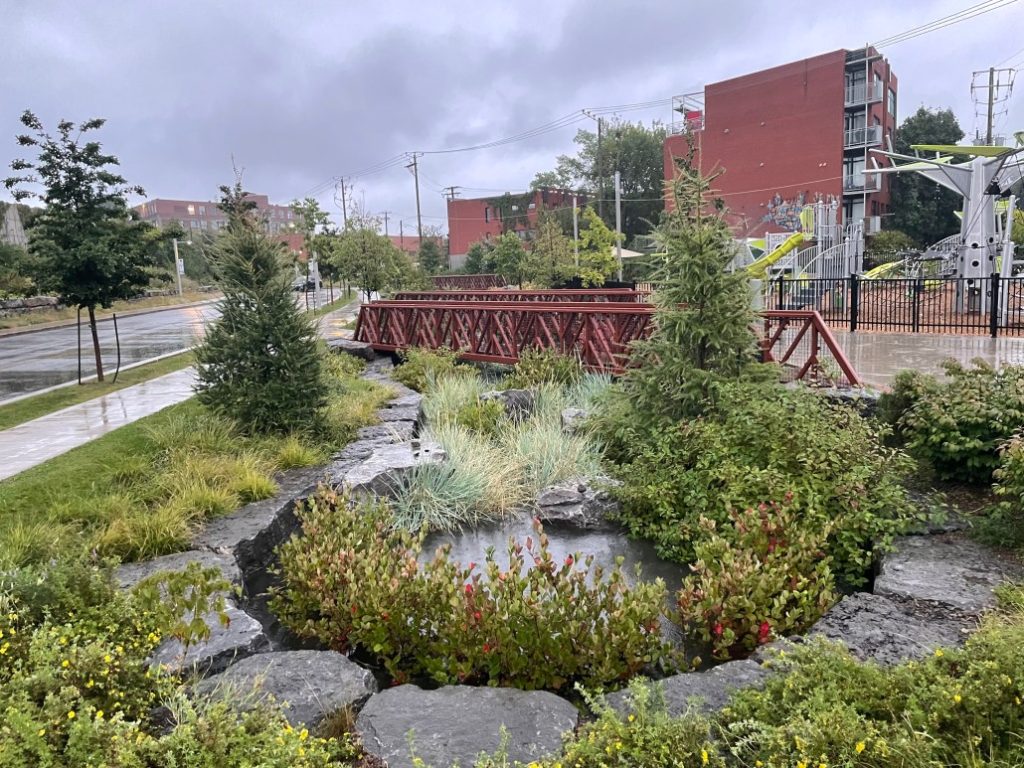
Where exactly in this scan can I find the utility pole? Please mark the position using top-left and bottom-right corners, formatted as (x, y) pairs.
(336, 178), (349, 228)
(572, 194), (579, 268)
(381, 211), (391, 236)
(582, 110), (604, 219)
(406, 153), (423, 241)
(399, 220), (404, 250)
(614, 171), (623, 282)
(443, 186), (461, 202)
(971, 66), (1015, 145)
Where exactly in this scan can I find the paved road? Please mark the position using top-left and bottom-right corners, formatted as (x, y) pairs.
(0, 289), (346, 401)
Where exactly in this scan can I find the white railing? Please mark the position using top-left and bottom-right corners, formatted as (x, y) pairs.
(844, 125), (882, 148)
(845, 81), (883, 107)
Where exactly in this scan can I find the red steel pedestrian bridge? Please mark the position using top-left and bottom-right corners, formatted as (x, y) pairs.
(354, 291), (861, 386)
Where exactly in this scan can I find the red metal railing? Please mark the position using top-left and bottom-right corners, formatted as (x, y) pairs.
(355, 302), (861, 384)
(393, 289), (651, 303)
(431, 274), (506, 290)
(761, 310), (862, 387)
(355, 300), (655, 373)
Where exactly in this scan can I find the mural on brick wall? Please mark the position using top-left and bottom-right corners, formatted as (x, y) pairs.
(762, 192), (807, 231)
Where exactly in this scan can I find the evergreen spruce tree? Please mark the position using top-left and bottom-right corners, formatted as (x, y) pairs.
(195, 182), (326, 434)
(622, 167), (761, 425)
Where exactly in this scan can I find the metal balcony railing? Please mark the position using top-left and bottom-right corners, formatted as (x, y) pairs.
(843, 174), (881, 193)
(844, 81), (883, 107)
(844, 125), (882, 148)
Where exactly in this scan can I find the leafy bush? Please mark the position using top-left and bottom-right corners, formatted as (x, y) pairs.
(505, 347), (583, 389)
(195, 185), (326, 434)
(612, 381), (917, 586)
(978, 434), (1024, 550)
(454, 398), (506, 436)
(885, 361), (1024, 484)
(677, 502), (837, 659)
(272, 488), (673, 691)
(393, 346), (477, 392)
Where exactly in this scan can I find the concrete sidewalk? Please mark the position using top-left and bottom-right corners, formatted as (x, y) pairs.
(0, 296), (366, 482)
(833, 331), (1024, 388)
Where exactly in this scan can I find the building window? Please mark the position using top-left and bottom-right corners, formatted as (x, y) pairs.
(887, 87), (896, 117)
(187, 204), (195, 216)
(484, 207), (490, 223)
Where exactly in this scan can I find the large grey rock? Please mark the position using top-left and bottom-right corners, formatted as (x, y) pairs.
(377, 405), (420, 423)
(535, 476), (619, 529)
(362, 358), (396, 381)
(874, 534), (1022, 615)
(560, 407), (589, 434)
(194, 650), (377, 728)
(356, 685), (577, 768)
(357, 422), (416, 443)
(194, 467), (324, 577)
(150, 602), (268, 677)
(327, 337), (377, 361)
(809, 592), (969, 665)
(335, 439), (446, 497)
(116, 550), (240, 592)
(481, 388), (535, 420)
(606, 660), (770, 717)
(384, 391), (423, 411)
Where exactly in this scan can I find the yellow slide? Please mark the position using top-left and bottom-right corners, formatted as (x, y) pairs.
(746, 232), (806, 279)
(863, 260), (905, 279)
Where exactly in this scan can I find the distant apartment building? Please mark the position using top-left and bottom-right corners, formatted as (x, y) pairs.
(663, 47), (897, 238)
(446, 188), (582, 269)
(134, 194), (309, 257)
(0, 203), (28, 247)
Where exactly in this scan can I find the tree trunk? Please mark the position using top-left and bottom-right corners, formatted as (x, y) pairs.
(87, 304), (104, 382)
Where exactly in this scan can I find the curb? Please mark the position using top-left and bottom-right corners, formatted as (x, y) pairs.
(0, 297), (222, 339)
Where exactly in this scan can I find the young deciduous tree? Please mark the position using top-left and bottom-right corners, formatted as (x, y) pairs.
(4, 110), (151, 381)
(489, 231), (528, 287)
(577, 207), (617, 286)
(417, 236), (445, 274)
(524, 216), (575, 287)
(195, 181), (326, 434)
(463, 241), (492, 274)
(331, 211), (410, 300)
(622, 168), (761, 425)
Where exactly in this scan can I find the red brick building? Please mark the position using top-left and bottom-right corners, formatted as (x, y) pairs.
(447, 188), (582, 269)
(663, 47), (897, 238)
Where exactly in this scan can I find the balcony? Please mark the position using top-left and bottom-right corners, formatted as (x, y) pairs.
(844, 124), (882, 149)
(843, 173), (881, 194)
(845, 80), (883, 108)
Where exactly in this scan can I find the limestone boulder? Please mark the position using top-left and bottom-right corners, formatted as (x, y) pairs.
(606, 659), (770, 717)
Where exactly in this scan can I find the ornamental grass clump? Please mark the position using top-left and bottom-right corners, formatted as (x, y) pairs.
(272, 486), (674, 692)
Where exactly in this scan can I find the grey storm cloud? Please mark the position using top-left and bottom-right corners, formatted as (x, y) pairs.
(2, 0), (1022, 230)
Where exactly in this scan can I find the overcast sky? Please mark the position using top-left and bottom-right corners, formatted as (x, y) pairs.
(2, 1), (1022, 234)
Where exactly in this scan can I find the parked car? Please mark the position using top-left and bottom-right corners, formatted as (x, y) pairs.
(291, 277), (316, 292)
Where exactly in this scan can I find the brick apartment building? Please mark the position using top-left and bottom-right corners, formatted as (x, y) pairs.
(663, 47), (897, 238)
(447, 188), (582, 269)
(134, 194), (307, 257)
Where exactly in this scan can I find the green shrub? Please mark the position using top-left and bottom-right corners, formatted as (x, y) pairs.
(272, 488), (673, 691)
(977, 434), (1024, 550)
(875, 368), (934, 442)
(890, 361), (1024, 484)
(393, 347), (477, 392)
(195, 190), (327, 434)
(506, 347), (583, 389)
(677, 502), (837, 659)
(612, 381), (917, 586)
(454, 398), (506, 436)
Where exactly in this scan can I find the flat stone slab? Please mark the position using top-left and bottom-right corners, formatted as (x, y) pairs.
(193, 467), (324, 577)
(356, 685), (577, 768)
(115, 550), (241, 591)
(194, 650), (377, 728)
(384, 391), (423, 411)
(357, 422), (416, 443)
(150, 602), (268, 677)
(606, 659), (770, 717)
(377, 405), (420, 423)
(335, 440), (446, 497)
(809, 592), (969, 665)
(327, 338), (376, 361)
(874, 534), (1022, 615)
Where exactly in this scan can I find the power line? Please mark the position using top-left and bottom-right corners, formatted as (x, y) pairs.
(872, 0), (1019, 48)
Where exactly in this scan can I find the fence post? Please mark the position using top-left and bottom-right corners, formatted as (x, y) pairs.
(849, 274), (859, 333)
(776, 276), (784, 310)
(990, 273), (1001, 338)
(912, 278), (922, 333)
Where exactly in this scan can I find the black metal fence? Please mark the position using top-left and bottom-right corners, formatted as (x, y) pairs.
(766, 274), (1024, 338)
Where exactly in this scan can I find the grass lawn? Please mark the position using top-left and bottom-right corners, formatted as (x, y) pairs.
(0, 291), (219, 330)
(0, 351), (195, 431)
(0, 353), (392, 568)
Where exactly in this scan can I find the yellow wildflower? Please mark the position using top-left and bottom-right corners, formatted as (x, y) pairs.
(299, 728), (309, 741)
(934, 648), (944, 658)
(61, 660), (70, 668)
(953, 693), (962, 704)
(67, 711), (75, 720)
(627, 714), (635, 722)
(855, 742), (866, 754)
(37, 729), (45, 737)
(702, 749), (709, 765)
(797, 762), (807, 768)
(96, 710), (104, 720)
(104, 654), (112, 664)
